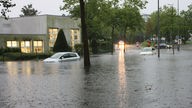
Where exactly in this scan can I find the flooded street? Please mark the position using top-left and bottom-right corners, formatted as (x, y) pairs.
(0, 45), (192, 108)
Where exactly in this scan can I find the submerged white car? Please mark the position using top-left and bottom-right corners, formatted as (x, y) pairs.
(43, 52), (80, 62)
(140, 47), (156, 55)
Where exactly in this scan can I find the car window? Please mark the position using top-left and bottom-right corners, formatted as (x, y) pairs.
(69, 53), (77, 57)
(143, 47), (153, 52)
(51, 53), (63, 59)
(60, 53), (77, 59)
(62, 54), (70, 58)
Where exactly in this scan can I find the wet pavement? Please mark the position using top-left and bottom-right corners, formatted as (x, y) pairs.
(0, 45), (192, 108)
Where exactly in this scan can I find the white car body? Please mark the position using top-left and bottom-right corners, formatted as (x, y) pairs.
(140, 47), (156, 55)
(43, 52), (80, 63)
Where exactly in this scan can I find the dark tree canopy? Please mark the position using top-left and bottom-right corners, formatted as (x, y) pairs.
(20, 4), (39, 17)
(0, 0), (16, 19)
(53, 29), (71, 52)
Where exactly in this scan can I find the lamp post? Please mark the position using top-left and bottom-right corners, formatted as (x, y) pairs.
(168, 4), (174, 55)
(157, 0), (160, 58)
(177, 0), (179, 15)
(177, 0), (180, 51)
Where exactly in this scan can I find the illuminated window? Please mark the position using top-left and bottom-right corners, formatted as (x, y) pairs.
(21, 41), (31, 53)
(71, 29), (80, 49)
(33, 41), (43, 53)
(6, 41), (19, 48)
(49, 28), (58, 47)
(74, 35), (78, 40)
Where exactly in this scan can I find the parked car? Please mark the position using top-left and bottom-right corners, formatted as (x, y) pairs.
(160, 43), (167, 48)
(43, 52), (80, 63)
(155, 43), (167, 49)
(140, 47), (156, 55)
(166, 44), (172, 49)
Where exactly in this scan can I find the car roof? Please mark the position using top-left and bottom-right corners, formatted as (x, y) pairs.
(54, 52), (77, 54)
(143, 47), (153, 49)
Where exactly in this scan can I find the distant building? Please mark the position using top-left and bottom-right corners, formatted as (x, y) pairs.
(0, 15), (81, 53)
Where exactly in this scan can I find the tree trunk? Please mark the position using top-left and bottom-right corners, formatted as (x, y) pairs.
(79, 0), (91, 67)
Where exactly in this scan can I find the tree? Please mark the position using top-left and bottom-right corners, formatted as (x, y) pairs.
(61, 0), (146, 43)
(61, 0), (147, 56)
(180, 4), (192, 43)
(145, 18), (153, 39)
(53, 29), (71, 52)
(0, 0), (15, 19)
(20, 4), (39, 17)
(148, 5), (191, 44)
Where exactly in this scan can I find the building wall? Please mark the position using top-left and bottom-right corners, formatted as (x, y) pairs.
(47, 15), (81, 47)
(0, 16), (47, 34)
(0, 15), (81, 53)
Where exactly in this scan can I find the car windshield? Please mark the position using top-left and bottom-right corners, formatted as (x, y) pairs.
(143, 48), (152, 52)
(50, 53), (63, 59)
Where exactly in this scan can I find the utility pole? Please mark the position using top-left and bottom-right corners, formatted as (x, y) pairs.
(157, 0), (160, 58)
(168, 4), (174, 55)
(177, 0), (180, 51)
(79, 0), (91, 67)
(177, 0), (179, 15)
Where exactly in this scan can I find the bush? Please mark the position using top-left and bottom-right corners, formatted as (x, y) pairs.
(0, 53), (52, 61)
(0, 48), (21, 55)
(53, 29), (71, 52)
(74, 44), (83, 56)
(98, 41), (112, 53)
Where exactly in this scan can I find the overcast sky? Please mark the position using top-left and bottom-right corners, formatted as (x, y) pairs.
(5, 0), (192, 17)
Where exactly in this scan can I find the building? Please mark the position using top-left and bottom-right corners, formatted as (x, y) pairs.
(0, 15), (81, 53)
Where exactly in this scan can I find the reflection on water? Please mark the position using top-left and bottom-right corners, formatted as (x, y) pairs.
(118, 50), (127, 90)
(118, 49), (127, 107)
(0, 60), (85, 108)
(7, 62), (18, 76)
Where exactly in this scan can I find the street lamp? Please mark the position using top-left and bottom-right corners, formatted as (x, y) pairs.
(168, 4), (174, 55)
(157, 0), (160, 58)
(177, 0), (179, 15)
(177, 0), (180, 51)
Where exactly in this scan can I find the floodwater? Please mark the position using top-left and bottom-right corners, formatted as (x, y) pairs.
(0, 46), (192, 108)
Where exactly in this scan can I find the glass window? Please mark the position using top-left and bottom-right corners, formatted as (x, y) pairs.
(25, 41), (30, 47)
(49, 28), (58, 47)
(6, 41), (19, 48)
(33, 41), (43, 53)
(70, 29), (80, 49)
(74, 35), (78, 40)
(7, 41), (12, 47)
(21, 41), (31, 53)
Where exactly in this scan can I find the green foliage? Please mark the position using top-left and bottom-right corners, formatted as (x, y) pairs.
(147, 5), (192, 43)
(61, 0), (147, 44)
(0, 48), (21, 55)
(180, 4), (192, 42)
(91, 39), (98, 54)
(74, 44), (83, 55)
(97, 40), (112, 53)
(20, 4), (39, 17)
(0, 53), (52, 61)
(53, 29), (71, 52)
(0, 0), (16, 19)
